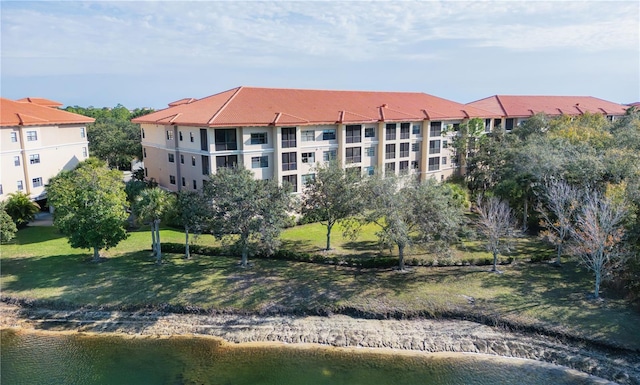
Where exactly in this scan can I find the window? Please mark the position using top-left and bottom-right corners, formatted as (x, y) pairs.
(452, 123), (460, 131)
(282, 175), (298, 192)
(182, 177), (186, 187)
(429, 140), (441, 154)
(0, 185), (2, 195)
(32, 177), (43, 188)
(192, 156), (196, 166)
(251, 156), (269, 168)
(400, 123), (410, 139)
(82, 147), (88, 157)
(411, 161), (419, 170)
(166, 130), (173, 140)
(216, 155), (238, 169)
(428, 157), (440, 171)
(505, 118), (515, 130)
(169, 175), (176, 185)
(251, 132), (268, 145)
(385, 124), (396, 140)
(429, 122), (441, 137)
(168, 153), (175, 163)
(301, 174), (315, 186)
(443, 140), (448, 149)
(301, 130), (315, 142)
(399, 161), (409, 174)
(17, 180), (23, 191)
(215, 129), (237, 151)
(365, 166), (375, 176)
(29, 154), (40, 164)
(282, 152), (297, 171)
(80, 127), (86, 138)
(385, 144), (395, 159)
(365, 127), (376, 138)
(179, 131), (183, 141)
(301, 152), (315, 164)
(190, 132), (195, 142)
(26, 131), (37, 141)
(346, 125), (361, 143)
(366, 147), (375, 157)
(412, 124), (421, 135)
(494, 119), (502, 130)
(322, 129), (336, 141)
(385, 162), (395, 173)
(10, 132), (17, 142)
(193, 180), (197, 189)
(323, 149), (337, 161)
(412, 143), (420, 152)
(13, 156), (20, 166)
(202, 155), (211, 175)
(281, 128), (296, 148)
(442, 157), (447, 165)
(141, 128), (145, 139)
(143, 148), (147, 157)
(485, 119), (491, 133)
(144, 168), (148, 177)
(180, 154), (184, 164)
(400, 143), (409, 158)
(345, 147), (361, 164)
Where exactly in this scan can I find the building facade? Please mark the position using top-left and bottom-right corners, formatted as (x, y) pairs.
(0, 98), (94, 201)
(133, 87), (499, 193)
(467, 95), (629, 129)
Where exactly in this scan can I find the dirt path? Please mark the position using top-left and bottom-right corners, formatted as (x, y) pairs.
(1, 303), (637, 384)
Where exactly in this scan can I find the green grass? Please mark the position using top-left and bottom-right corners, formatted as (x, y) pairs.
(1, 224), (639, 351)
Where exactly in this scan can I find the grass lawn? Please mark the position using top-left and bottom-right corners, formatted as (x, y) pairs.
(1, 224), (639, 351)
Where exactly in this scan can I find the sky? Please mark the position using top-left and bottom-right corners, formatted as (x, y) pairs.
(1, 1), (639, 109)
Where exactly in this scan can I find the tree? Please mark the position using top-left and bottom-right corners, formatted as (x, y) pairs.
(476, 196), (517, 273)
(203, 166), (291, 268)
(134, 187), (176, 264)
(175, 190), (210, 259)
(300, 161), (363, 250)
(0, 202), (18, 243)
(47, 158), (129, 262)
(363, 175), (466, 270)
(449, 117), (486, 171)
(4, 191), (40, 228)
(569, 191), (628, 299)
(537, 180), (581, 265)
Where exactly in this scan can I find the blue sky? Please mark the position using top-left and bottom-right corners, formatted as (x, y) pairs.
(1, 1), (638, 109)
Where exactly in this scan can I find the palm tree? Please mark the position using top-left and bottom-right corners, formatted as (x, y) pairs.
(5, 192), (40, 228)
(134, 187), (175, 264)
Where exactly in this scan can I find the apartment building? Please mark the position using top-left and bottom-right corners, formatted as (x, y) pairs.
(467, 95), (629, 129)
(0, 98), (94, 201)
(132, 87), (499, 193)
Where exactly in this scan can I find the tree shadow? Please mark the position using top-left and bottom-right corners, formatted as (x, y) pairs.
(10, 226), (66, 245)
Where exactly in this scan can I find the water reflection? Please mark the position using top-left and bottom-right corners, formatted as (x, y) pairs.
(1, 329), (610, 385)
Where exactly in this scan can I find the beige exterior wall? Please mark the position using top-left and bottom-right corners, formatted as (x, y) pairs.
(139, 118), (486, 195)
(1, 124), (89, 201)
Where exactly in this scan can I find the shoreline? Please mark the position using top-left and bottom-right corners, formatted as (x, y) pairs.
(1, 302), (638, 384)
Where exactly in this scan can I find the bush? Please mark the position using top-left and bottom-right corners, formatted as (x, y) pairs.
(4, 192), (40, 228)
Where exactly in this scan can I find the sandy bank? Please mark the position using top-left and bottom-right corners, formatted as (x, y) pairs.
(1, 303), (637, 384)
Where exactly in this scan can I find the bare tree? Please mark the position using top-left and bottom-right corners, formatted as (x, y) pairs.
(476, 196), (517, 273)
(569, 192), (628, 299)
(538, 180), (581, 265)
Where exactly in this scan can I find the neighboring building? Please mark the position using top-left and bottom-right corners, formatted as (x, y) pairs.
(132, 86), (499, 193)
(467, 95), (629, 129)
(0, 98), (94, 201)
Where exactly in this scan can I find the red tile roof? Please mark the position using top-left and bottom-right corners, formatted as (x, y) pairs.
(467, 95), (629, 118)
(15, 97), (64, 108)
(132, 86), (499, 127)
(1, 98), (94, 127)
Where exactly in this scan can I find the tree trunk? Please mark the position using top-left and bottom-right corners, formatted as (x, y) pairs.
(184, 227), (190, 260)
(398, 244), (405, 271)
(326, 223), (333, 251)
(594, 269), (601, 299)
(151, 224), (157, 256)
(155, 220), (162, 265)
(92, 247), (100, 263)
(522, 198), (528, 232)
(492, 250), (498, 272)
(555, 244), (562, 265)
(241, 238), (248, 268)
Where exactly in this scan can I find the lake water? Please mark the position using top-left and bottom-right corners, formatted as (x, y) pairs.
(1, 328), (611, 385)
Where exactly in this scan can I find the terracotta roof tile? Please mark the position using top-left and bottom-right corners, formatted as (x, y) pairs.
(1, 98), (94, 127)
(467, 95), (628, 117)
(132, 86), (500, 127)
(15, 97), (63, 108)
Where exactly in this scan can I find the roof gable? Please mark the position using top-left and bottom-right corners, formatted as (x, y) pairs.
(467, 95), (628, 118)
(0, 98), (94, 127)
